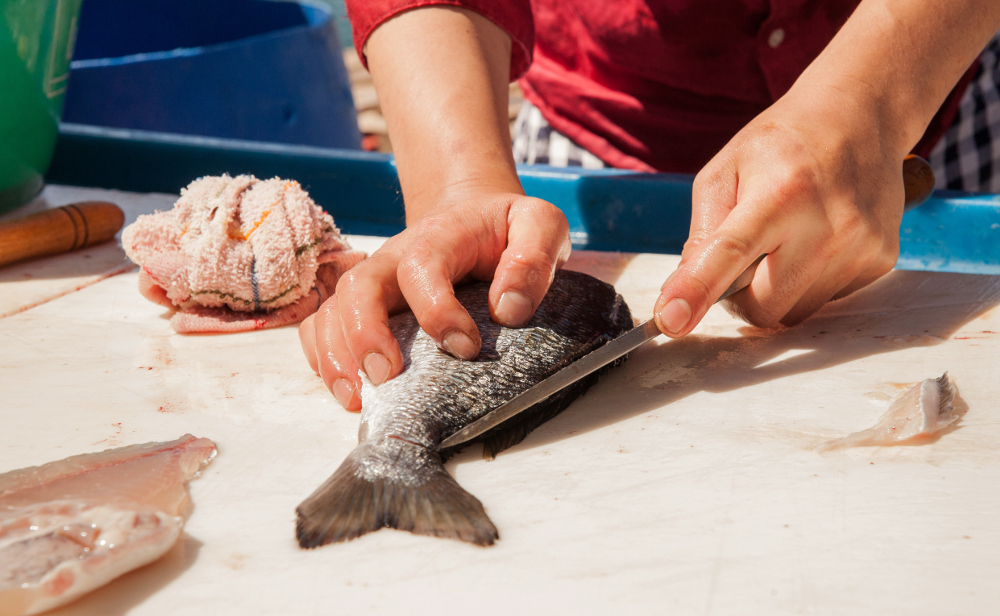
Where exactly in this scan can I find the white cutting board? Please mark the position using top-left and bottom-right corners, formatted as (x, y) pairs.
(1, 187), (999, 616)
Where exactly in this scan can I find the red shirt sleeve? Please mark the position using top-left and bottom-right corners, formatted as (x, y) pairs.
(343, 0), (535, 81)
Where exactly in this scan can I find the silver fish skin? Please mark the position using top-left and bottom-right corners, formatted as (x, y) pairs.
(296, 270), (632, 548)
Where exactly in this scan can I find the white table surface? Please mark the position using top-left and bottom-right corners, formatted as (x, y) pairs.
(2, 186), (999, 616)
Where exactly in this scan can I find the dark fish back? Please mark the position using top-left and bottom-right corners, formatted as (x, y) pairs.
(452, 270), (632, 457)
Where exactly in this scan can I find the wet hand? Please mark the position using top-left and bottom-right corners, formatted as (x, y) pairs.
(299, 191), (571, 410)
(655, 92), (908, 336)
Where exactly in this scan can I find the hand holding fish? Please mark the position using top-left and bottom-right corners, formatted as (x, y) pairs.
(299, 7), (573, 409)
(300, 191), (570, 409)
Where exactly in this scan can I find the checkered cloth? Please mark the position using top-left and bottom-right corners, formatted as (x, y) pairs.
(514, 29), (1000, 194)
(512, 103), (606, 169)
(928, 31), (1000, 193)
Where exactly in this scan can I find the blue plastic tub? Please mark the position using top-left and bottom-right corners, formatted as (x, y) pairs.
(60, 0), (360, 149)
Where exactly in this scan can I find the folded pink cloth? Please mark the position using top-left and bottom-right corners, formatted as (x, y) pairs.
(122, 175), (365, 333)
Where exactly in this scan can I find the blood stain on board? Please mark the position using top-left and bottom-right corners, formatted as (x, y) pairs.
(92, 422), (127, 446)
(226, 553), (250, 571)
(157, 348), (173, 365)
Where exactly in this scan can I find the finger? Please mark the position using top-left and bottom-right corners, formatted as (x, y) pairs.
(137, 269), (174, 308)
(312, 295), (363, 411)
(777, 258), (864, 326)
(490, 198), (572, 327)
(777, 249), (890, 327)
(823, 241), (899, 304)
(745, 216), (897, 326)
(776, 213), (898, 326)
(298, 314), (319, 374)
(725, 225), (834, 328)
(830, 262), (894, 303)
(396, 235), (483, 360)
(655, 201), (782, 337)
(686, 151), (738, 259)
(335, 251), (407, 386)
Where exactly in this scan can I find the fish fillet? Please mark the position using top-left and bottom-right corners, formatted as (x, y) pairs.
(0, 435), (216, 616)
(821, 373), (958, 449)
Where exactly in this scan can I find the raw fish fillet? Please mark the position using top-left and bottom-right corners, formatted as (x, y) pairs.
(0, 435), (216, 616)
(821, 373), (958, 449)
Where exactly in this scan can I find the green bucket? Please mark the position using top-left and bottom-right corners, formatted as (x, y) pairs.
(0, 0), (83, 214)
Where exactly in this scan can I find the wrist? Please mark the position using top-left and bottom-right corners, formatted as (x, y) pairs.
(406, 174), (525, 223)
(365, 6), (521, 224)
(788, 0), (1000, 158)
(780, 79), (912, 163)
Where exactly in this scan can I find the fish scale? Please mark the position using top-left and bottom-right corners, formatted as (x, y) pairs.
(296, 269), (633, 547)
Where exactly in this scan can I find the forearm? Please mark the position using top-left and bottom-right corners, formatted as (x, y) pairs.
(791, 0), (1000, 156)
(366, 7), (522, 223)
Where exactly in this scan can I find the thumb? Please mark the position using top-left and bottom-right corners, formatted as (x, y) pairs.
(656, 165), (775, 338)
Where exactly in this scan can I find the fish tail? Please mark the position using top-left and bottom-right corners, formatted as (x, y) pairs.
(296, 442), (498, 548)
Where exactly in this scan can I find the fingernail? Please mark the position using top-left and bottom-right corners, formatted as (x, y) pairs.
(362, 352), (392, 385)
(332, 378), (356, 409)
(442, 330), (478, 360)
(496, 290), (534, 327)
(657, 297), (692, 334)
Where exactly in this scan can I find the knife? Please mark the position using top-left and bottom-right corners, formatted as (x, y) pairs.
(437, 155), (936, 451)
(437, 257), (762, 450)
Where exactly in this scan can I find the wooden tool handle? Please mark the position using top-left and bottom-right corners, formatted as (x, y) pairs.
(903, 154), (935, 212)
(0, 201), (125, 268)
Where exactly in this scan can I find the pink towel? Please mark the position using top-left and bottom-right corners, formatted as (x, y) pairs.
(122, 175), (365, 333)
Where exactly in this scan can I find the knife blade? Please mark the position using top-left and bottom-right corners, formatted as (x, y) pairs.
(436, 256), (764, 450)
(437, 155), (935, 451)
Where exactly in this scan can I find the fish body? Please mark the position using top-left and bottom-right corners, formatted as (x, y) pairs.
(297, 270), (632, 547)
(0, 435), (216, 616)
(821, 373), (958, 449)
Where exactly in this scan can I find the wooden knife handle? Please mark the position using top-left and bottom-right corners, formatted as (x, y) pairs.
(903, 154), (935, 212)
(0, 201), (125, 268)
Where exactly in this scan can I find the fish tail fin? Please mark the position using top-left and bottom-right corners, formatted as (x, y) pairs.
(934, 372), (957, 420)
(296, 442), (498, 548)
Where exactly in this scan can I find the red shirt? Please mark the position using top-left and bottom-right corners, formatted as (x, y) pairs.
(345, 0), (973, 173)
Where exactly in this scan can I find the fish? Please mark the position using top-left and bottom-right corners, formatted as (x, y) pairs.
(0, 434), (216, 616)
(296, 269), (632, 548)
(820, 373), (958, 449)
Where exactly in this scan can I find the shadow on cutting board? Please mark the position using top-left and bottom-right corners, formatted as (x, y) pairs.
(0, 242), (131, 283)
(464, 268), (1000, 455)
(46, 534), (202, 616)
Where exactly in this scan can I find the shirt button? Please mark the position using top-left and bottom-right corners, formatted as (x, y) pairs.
(768, 28), (785, 48)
